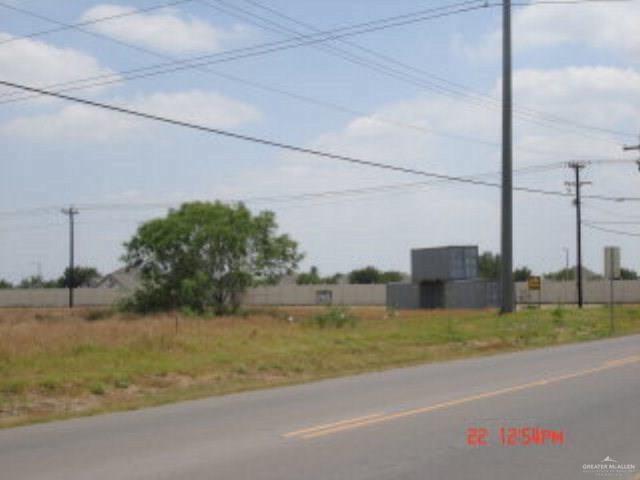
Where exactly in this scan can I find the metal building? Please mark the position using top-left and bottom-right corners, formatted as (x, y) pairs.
(387, 246), (498, 309)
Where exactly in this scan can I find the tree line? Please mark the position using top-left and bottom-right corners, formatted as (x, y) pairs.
(477, 251), (638, 281)
(295, 266), (405, 285)
(0, 266), (101, 289)
(1, 203), (637, 315)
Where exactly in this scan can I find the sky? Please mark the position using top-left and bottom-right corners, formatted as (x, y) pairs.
(1, 0), (639, 283)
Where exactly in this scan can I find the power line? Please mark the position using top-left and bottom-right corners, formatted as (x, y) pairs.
(583, 203), (640, 220)
(4, 79), (640, 207)
(0, 0), (493, 105)
(0, 79), (579, 199)
(0, 0), (624, 48)
(0, 0), (565, 158)
(1, 0), (633, 144)
(0, 0), (196, 46)
(233, 0), (632, 140)
(0, 159), (632, 219)
(0, 162), (567, 218)
(584, 222), (640, 237)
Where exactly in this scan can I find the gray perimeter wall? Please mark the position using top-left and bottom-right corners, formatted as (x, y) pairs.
(0, 284), (387, 308)
(2, 280), (640, 308)
(0, 288), (128, 307)
(242, 285), (386, 306)
(515, 280), (640, 305)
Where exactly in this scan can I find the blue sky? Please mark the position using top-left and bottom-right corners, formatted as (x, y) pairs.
(1, 0), (639, 282)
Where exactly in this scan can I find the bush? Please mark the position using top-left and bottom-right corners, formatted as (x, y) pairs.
(551, 306), (566, 326)
(83, 309), (115, 322)
(90, 383), (106, 395)
(311, 307), (358, 329)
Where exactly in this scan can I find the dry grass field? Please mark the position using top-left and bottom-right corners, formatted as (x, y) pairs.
(1, 305), (639, 428)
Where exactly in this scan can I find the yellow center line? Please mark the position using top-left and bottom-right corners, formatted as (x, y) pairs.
(284, 355), (640, 440)
(283, 413), (384, 438)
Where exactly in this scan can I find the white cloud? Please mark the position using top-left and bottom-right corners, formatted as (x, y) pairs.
(1, 90), (261, 142)
(462, 0), (640, 60)
(81, 4), (252, 54)
(211, 65), (640, 274)
(0, 32), (118, 97)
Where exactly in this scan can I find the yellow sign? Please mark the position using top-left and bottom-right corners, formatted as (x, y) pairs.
(528, 276), (541, 291)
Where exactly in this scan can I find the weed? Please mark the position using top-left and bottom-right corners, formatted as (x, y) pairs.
(2, 381), (25, 395)
(311, 307), (358, 328)
(39, 379), (59, 392)
(90, 383), (106, 395)
(1, 305), (640, 428)
(551, 306), (566, 326)
(114, 377), (130, 389)
(84, 309), (115, 322)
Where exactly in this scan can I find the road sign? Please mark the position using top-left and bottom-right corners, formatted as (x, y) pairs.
(604, 246), (620, 280)
(528, 276), (541, 291)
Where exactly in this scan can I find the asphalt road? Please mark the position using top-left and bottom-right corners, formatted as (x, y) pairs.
(2, 335), (639, 480)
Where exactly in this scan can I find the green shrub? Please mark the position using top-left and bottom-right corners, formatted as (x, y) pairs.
(39, 379), (59, 392)
(2, 381), (26, 395)
(311, 307), (358, 329)
(90, 383), (106, 395)
(551, 306), (566, 326)
(84, 309), (115, 322)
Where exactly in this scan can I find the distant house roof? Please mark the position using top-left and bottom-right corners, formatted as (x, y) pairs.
(96, 267), (141, 291)
(581, 266), (602, 280)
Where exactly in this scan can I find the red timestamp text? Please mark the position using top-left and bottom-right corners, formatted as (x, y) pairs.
(466, 427), (565, 447)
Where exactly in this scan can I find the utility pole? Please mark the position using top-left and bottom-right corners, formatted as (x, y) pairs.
(61, 206), (79, 308)
(566, 163), (590, 308)
(500, 0), (514, 313)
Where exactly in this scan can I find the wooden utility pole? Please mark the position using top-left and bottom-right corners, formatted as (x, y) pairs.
(61, 206), (79, 308)
(566, 163), (590, 308)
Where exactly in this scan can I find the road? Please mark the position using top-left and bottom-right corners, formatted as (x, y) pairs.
(1, 335), (639, 480)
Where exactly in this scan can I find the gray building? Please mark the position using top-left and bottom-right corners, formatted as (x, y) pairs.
(387, 246), (498, 309)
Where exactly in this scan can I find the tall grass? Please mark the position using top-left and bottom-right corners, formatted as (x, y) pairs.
(0, 306), (638, 427)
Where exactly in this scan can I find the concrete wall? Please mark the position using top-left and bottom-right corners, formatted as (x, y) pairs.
(0, 284), (387, 308)
(243, 284), (387, 306)
(3, 280), (640, 308)
(515, 280), (640, 304)
(0, 288), (128, 307)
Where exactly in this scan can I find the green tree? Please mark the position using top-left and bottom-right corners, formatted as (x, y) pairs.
(18, 275), (58, 288)
(348, 266), (381, 284)
(297, 266), (321, 285)
(379, 271), (404, 283)
(297, 267), (343, 285)
(0, 279), (12, 289)
(478, 252), (500, 280)
(620, 267), (638, 280)
(478, 252), (531, 281)
(123, 201), (302, 314)
(347, 267), (403, 284)
(513, 266), (532, 282)
(323, 273), (344, 285)
(58, 266), (101, 288)
(545, 268), (575, 281)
